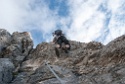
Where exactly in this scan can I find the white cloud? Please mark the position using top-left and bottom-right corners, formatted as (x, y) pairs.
(66, 0), (125, 44)
(67, 0), (104, 42)
(0, 0), (125, 46)
(0, 0), (21, 33)
(104, 0), (125, 44)
(0, 0), (57, 33)
(0, 0), (60, 45)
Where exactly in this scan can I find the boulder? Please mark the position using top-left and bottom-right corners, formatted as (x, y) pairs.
(0, 58), (15, 84)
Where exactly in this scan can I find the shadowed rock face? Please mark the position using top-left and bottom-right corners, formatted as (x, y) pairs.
(0, 29), (125, 84)
(11, 31), (33, 56)
(0, 29), (11, 52)
(0, 29), (33, 58)
(0, 58), (15, 84)
(0, 29), (34, 84)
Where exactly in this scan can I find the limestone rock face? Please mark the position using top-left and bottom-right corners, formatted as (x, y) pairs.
(0, 29), (34, 84)
(0, 29), (11, 53)
(1, 30), (33, 67)
(0, 28), (125, 84)
(11, 31), (33, 56)
(12, 35), (125, 84)
(0, 58), (15, 84)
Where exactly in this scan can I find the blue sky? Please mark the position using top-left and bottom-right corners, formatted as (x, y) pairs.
(0, 0), (125, 47)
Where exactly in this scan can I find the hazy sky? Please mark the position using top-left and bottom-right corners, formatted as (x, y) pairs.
(0, 0), (125, 47)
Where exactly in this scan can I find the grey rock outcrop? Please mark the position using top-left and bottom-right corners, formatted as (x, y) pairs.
(0, 29), (34, 84)
(0, 58), (15, 84)
(0, 29), (11, 54)
(0, 28), (125, 84)
(11, 31), (33, 56)
(13, 35), (125, 84)
(1, 30), (34, 67)
(9, 35), (123, 84)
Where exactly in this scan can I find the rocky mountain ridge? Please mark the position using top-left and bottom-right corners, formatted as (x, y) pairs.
(0, 29), (125, 84)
